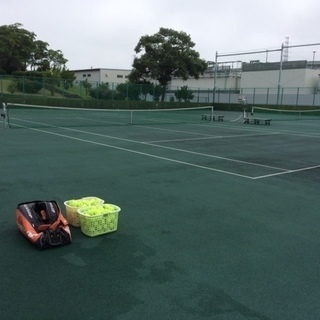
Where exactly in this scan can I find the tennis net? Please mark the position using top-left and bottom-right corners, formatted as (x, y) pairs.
(252, 106), (320, 121)
(7, 103), (213, 128)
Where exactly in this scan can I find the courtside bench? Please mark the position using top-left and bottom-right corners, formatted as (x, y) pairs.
(243, 117), (271, 125)
(201, 114), (224, 121)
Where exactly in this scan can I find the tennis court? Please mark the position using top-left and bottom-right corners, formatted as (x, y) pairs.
(1, 105), (320, 320)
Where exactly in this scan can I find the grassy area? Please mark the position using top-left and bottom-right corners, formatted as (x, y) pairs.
(0, 76), (90, 99)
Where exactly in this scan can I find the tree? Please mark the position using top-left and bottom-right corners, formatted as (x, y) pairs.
(89, 83), (113, 100)
(80, 79), (92, 96)
(7, 81), (17, 94)
(43, 69), (61, 96)
(60, 68), (76, 90)
(175, 86), (194, 102)
(0, 23), (72, 82)
(39, 49), (68, 71)
(116, 82), (141, 100)
(29, 40), (49, 71)
(129, 27), (207, 102)
(0, 23), (36, 74)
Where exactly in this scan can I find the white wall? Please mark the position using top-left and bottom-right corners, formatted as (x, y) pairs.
(240, 69), (319, 89)
(72, 66), (319, 93)
(73, 68), (130, 84)
(169, 75), (240, 91)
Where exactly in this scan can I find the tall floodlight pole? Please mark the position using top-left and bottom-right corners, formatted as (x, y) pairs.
(313, 51), (316, 68)
(277, 43), (284, 106)
(213, 51), (218, 105)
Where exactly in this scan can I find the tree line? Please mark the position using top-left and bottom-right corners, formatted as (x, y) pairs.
(0, 23), (75, 83)
(1, 24), (207, 101)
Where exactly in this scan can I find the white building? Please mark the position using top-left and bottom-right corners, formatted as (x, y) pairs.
(72, 60), (320, 103)
(72, 68), (130, 85)
(241, 60), (320, 92)
(72, 61), (319, 90)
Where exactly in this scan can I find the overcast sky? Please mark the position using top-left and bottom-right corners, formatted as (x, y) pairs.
(1, 0), (320, 70)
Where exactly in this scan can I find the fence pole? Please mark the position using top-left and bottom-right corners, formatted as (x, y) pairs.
(213, 51), (218, 105)
(312, 87), (316, 106)
(277, 43), (284, 105)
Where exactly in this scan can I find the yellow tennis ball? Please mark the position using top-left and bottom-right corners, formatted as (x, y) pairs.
(68, 200), (77, 207)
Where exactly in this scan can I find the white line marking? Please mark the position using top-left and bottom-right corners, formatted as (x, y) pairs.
(15, 124), (255, 179)
(142, 141), (289, 171)
(253, 164), (320, 179)
(135, 125), (214, 137)
(189, 122), (320, 138)
(145, 131), (280, 143)
(12, 123), (320, 180)
(61, 127), (288, 171)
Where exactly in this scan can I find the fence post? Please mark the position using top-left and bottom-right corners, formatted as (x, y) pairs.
(126, 83), (129, 100)
(23, 77), (25, 99)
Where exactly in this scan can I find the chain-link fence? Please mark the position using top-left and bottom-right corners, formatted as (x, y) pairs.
(1, 75), (320, 108)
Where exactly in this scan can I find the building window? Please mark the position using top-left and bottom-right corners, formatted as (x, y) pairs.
(83, 74), (86, 77)
(87, 74), (91, 77)
(117, 75), (123, 78)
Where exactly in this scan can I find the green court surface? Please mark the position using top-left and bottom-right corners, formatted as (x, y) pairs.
(1, 108), (320, 320)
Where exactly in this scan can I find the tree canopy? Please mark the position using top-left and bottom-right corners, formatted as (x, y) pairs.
(0, 23), (69, 75)
(129, 27), (207, 101)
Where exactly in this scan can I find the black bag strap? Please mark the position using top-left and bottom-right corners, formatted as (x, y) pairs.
(17, 200), (60, 229)
(35, 201), (59, 224)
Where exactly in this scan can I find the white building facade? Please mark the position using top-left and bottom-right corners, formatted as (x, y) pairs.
(72, 68), (130, 85)
(72, 61), (320, 106)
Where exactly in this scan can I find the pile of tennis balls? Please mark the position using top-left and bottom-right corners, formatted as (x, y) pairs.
(67, 198), (102, 208)
(81, 204), (119, 216)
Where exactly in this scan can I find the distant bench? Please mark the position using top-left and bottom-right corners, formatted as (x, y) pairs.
(243, 117), (271, 125)
(201, 114), (224, 121)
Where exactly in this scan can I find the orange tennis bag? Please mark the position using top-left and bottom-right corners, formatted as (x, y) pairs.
(16, 200), (72, 249)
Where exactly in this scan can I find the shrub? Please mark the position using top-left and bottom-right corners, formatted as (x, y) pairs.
(7, 81), (18, 94)
(16, 78), (43, 94)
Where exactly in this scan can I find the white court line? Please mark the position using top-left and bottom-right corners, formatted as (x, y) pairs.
(134, 125), (215, 137)
(16, 125), (254, 179)
(190, 121), (320, 138)
(61, 127), (289, 172)
(13, 123), (319, 180)
(253, 164), (320, 179)
(145, 131), (280, 143)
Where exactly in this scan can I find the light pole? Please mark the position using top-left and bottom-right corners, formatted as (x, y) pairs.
(277, 43), (284, 106)
(213, 51), (218, 105)
(313, 51), (316, 68)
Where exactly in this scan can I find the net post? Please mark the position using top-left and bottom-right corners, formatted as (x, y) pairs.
(211, 106), (214, 122)
(130, 110), (133, 125)
(2, 102), (8, 129)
